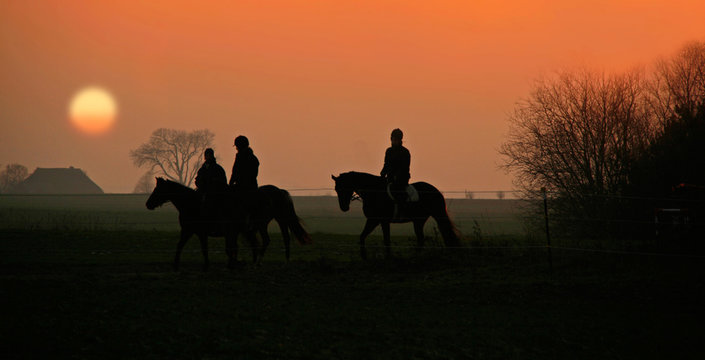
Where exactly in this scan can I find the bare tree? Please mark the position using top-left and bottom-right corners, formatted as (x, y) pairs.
(132, 170), (155, 194)
(649, 41), (705, 125)
(0, 163), (29, 193)
(130, 128), (214, 187)
(500, 68), (653, 223)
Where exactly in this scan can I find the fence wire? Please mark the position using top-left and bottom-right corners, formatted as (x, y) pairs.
(2, 244), (704, 260)
(1, 190), (703, 261)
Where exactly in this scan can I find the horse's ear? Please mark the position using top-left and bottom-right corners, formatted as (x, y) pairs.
(331, 175), (338, 181)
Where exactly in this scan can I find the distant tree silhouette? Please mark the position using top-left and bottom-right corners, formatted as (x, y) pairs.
(631, 102), (705, 195)
(628, 41), (705, 239)
(130, 128), (214, 187)
(638, 41), (705, 192)
(496, 191), (505, 200)
(626, 102), (705, 242)
(500, 68), (652, 235)
(648, 41), (705, 125)
(133, 170), (155, 194)
(501, 40), (705, 240)
(0, 163), (28, 193)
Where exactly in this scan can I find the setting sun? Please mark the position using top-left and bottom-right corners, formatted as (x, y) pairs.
(69, 87), (117, 135)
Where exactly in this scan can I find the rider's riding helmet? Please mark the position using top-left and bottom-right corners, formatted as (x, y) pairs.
(391, 128), (403, 141)
(234, 135), (249, 149)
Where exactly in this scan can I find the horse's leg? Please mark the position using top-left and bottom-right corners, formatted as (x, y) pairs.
(413, 218), (427, 248)
(198, 234), (209, 271)
(245, 230), (259, 264)
(381, 221), (391, 259)
(276, 219), (291, 262)
(359, 219), (379, 261)
(174, 229), (191, 271)
(226, 231), (239, 269)
(258, 224), (271, 265)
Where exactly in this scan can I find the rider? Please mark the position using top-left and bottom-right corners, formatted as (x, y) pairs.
(381, 128), (411, 208)
(229, 135), (260, 224)
(194, 148), (228, 217)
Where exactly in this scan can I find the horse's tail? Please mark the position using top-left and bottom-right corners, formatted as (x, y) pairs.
(436, 214), (461, 247)
(281, 189), (312, 245)
(432, 198), (462, 247)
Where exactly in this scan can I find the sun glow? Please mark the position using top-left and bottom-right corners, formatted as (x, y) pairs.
(69, 87), (117, 135)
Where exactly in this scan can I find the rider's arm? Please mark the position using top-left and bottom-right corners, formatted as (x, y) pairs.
(381, 147), (391, 176)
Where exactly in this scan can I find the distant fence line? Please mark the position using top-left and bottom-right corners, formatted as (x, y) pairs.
(2, 188), (701, 202)
(2, 189), (702, 246)
(0, 188), (523, 199)
(2, 243), (704, 261)
(3, 187), (704, 278)
(1, 190), (701, 225)
(2, 190), (704, 264)
(0, 216), (669, 226)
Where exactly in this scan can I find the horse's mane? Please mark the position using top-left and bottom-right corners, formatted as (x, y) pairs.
(158, 178), (197, 193)
(340, 171), (383, 181)
(338, 171), (387, 189)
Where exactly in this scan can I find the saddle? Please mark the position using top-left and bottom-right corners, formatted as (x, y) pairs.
(386, 184), (419, 202)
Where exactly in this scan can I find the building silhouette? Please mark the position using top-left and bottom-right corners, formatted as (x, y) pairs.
(8, 167), (104, 194)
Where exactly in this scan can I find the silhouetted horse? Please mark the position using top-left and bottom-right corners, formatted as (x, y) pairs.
(251, 185), (311, 261)
(146, 177), (255, 270)
(146, 178), (310, 270)
(332, 171), (460, 259)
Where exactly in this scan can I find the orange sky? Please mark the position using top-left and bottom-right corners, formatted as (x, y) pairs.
(1, 0), (704, 194)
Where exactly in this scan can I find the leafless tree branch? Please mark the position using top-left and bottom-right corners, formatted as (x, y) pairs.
(130, 128), (215, 187)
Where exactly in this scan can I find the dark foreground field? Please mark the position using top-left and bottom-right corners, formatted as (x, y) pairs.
(1, 230), (704, 359)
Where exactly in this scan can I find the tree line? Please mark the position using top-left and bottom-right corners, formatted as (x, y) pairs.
(0, 164), (28, 193)
(130, 128), (215, 193)
(500, 40), (705, 241)
(0, 128), (214, 194)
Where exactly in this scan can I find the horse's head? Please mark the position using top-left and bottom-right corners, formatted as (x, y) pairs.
(146, 177), (170, 210)
(331, 174), (354, 212)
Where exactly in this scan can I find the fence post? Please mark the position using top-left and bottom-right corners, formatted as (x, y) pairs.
(542, 187), (553, 274)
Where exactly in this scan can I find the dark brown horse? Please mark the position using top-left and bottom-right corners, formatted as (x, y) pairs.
(332, 171), (460, 260)
(146, 178), (310, 270)
(253, 185), (311, 261)
(146, 178), (253, 270)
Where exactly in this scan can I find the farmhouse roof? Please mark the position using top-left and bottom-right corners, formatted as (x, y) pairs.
(9, 167), (104, 194)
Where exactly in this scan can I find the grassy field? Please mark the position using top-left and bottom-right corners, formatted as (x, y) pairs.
(1, 195), (703, 359)
(0, 194), (527, 237)
(1, 228), (704, 359)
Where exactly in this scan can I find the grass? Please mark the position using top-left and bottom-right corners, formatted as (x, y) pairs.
(0, 194), (527, 236)
(1, 229), (704, 359)
(1, 195), (702, 358)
